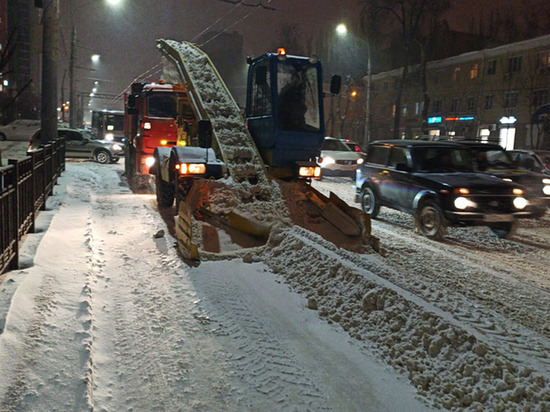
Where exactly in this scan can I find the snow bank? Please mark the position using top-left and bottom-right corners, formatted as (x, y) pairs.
(244, 226), (550, 411)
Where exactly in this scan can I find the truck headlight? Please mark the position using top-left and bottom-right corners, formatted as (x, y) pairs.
(513, 196), (527, 209)
(176, 163), (206, 175)
(543, 185), (550, 195)
(454, 196), (474, 210)
(145, 157), (155, 167)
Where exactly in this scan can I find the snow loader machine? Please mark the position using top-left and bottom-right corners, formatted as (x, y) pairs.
(148, 39), (378, 260)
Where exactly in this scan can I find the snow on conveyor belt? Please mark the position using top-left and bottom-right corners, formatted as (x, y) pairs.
(157, 39), (291, 225)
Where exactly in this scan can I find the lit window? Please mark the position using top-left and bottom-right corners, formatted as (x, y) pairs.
(470, 64), (479, 79)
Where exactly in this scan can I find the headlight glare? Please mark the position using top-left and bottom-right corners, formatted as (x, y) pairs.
(542, 178), (550, 185)
(177, 163), (206, 175)
(144, 157), (155, 167)
(321, 156), (335, 166)
(513, 196), (528, 209)
(454, 196), (472, 210)
(543, 185), (550, 195)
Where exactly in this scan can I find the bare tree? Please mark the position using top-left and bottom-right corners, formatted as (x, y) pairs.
(362, 0), (452, 139)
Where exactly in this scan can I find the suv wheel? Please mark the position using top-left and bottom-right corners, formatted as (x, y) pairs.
(360, 186), (380, 218)
(95, 149), (111, 164)
(414, 201), (447, 240)
(489, 221), (518, 238)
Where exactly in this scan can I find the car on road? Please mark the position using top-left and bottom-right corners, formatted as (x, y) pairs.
(0, 119), (41, 141)
(508, 149), (550, 175)
(320, 137), (362, 177)
(460, 142), (550, 217)
(355, 140), (536, 240)
(28, 127), (123, 164)
(340, 138), (365, 155)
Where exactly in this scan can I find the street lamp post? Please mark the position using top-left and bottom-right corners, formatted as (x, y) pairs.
(68, 0), (121, 128)
(336, 23), (371, 148)
(69, 25), (77, 127)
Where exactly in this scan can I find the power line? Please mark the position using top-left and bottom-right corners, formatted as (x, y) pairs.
(110, 0), (274, 105)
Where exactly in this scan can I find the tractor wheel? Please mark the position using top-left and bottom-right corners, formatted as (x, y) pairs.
(360, 186), (380, 218)
(489, 221), (518, 239)
(414, 201), (447, 240)
(156, 172), (175, 208)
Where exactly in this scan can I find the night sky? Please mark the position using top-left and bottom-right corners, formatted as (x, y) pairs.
(59, 0), (525, 113)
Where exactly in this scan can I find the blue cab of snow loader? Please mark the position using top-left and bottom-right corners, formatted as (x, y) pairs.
(245, 48), (341, 180)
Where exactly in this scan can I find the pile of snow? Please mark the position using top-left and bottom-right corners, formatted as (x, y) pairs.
(243, 226), (550, 411)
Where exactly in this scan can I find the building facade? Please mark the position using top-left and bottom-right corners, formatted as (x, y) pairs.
(368, 35), (550, 150)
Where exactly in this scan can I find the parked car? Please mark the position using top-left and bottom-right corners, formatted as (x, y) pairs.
(0, 119), (41, 141)
(355, 140), (537, 240)
(459, 142), (550, 217)
(340, 138), (365, 155)
(320, 137), (362, 177)
(28, 128), (123, 164)
(508, 149), (550, 175)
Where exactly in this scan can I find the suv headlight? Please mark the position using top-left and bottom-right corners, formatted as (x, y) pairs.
(513, 196), (528, 209)
(454, 196), (475, 210)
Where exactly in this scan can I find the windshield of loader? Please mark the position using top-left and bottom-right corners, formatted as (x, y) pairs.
(277, 62), (320, 132)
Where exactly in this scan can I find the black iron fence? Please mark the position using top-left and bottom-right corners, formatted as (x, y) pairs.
(0, 139), (65, 275)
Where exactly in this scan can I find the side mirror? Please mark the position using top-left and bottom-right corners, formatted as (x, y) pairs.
(255, 66), (267, 86)
(198, 120), (213, 149)
(395, 163), (410, 172)
(330, 75), (342, 95)
(127, 95), (138, 115)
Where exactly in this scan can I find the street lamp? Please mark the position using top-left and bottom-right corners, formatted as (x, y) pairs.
(336, 23), (372, 148)
(69, 0), (120, 128)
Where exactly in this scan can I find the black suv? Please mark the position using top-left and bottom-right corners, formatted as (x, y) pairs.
(459, 142), (550, 218)
(355, 140), (535, 240)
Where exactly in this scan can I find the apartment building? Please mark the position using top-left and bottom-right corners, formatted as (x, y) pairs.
(368, 34), (550, 150)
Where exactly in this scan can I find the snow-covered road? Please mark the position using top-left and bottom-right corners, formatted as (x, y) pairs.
(0, 162), (430, 411)
(1, 156), (550, 411)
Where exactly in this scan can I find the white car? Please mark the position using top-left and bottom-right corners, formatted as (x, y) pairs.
(320, 137), (363, 177)
(0, 119), (41, 141)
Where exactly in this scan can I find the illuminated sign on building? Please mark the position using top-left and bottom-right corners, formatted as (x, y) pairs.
(499, 116), (517, 125)
(428, 117), (442, 124)
(445, 116), (475, 121)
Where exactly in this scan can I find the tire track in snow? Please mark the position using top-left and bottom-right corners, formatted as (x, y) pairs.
(190, 267), (332, 411)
